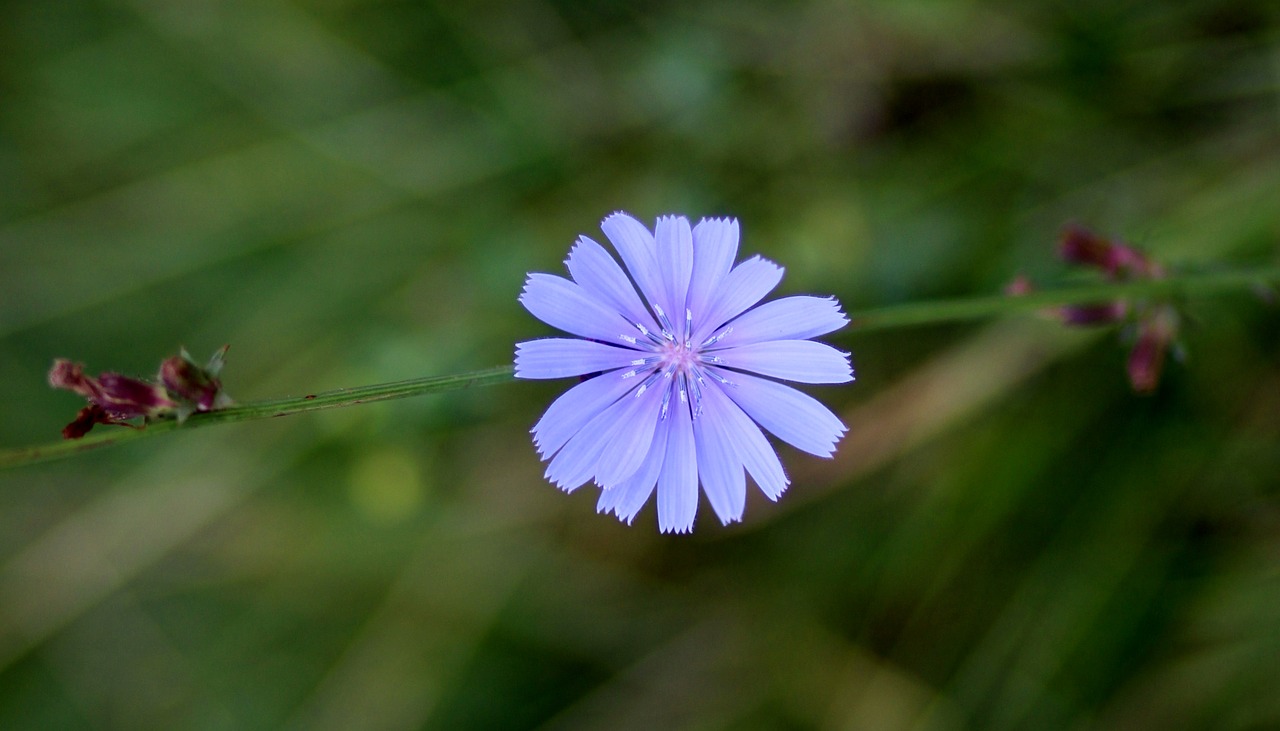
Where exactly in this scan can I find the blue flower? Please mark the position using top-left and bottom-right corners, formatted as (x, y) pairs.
(515, 212), (852, 532)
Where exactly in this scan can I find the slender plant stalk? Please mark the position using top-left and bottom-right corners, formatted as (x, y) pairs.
(0, 365), (514, 469)
(849, 266), (1280, 332)
(2, 267), (1276, 470)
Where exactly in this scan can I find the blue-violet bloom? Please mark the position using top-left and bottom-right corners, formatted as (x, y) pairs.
(515, 212), (853, 533)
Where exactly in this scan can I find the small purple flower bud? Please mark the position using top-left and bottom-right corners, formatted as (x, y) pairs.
(62, 405), (106, 440)
(1127, 331), (1165, 394)
(49, 358), (176, 437)
(1008, 274), (1126, 326)
(62, 404), (131, 440)
(48, 359), (100, 400)
(47, 346), (231, 438)
(1127, 307), (1178, 394)
(159, 347), (229, 412)
(1059, 301), (1128, 326)
(1059, 224), (1158, 279)
(1059, 224), (1118, 272)
(1112, 244), (1163, 279)
(96, 373), (177, 418)
(1004, 274), (1036, 297)
(1053, 222), (1178, 393)
(51, 359), (174, 418)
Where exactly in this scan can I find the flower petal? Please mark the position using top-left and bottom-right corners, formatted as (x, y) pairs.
(719, 371), (847, 457)
(711, 340), (853, 384)
(544, 415), (615, 492)
(701, 382), (789, 500)
(692, 392), (746, 525)
(532, 370), (639, 459)
(514, 339), (643, 379)
(598, 415), (669, 524)
(711, 296), (848, 348)
(656, 403), (698, 534)
(693, 256), (783, 343)
(686, 218), (739, 322)
(601, 212), (666, 316)
(594, 382), (666, 489)
(546, 391), (642, 492)
(566, 236), (658, 334)
(520, 273), (634, 342)
(655, 215), (694, 335)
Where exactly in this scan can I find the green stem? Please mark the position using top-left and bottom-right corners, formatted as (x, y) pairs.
(2, 266), (1276, 470)
(850, 266), (1280, 333)
(0, 365), (514, 469)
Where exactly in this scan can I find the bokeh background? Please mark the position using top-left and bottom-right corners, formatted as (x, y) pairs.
(1, 0), (1278, 728)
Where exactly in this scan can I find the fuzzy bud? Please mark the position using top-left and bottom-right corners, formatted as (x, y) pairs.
(95, 373), (177, 417)
(1059, 302), (1128, 327)
(1058, 224), (1159, 279)
(1127, 307), (1179, 394)
(48, 345), (231, 438)
(1058, 224), (1117, 271)
(159, 347), (228, 412)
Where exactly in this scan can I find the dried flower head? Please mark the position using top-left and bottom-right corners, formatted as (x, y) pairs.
(1126, 305), (1179, 394)
(160, 346), (233, 420)
(48, 360), (176, 421)
(1058, 223), (1161, 279)
(1016, 224), (1182, 393)
(49, 346), (232, 438)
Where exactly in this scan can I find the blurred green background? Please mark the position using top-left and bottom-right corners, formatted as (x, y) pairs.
(1, 0), (1278, 728)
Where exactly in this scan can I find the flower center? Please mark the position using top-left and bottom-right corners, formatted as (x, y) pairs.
(619, 307), (737, 420)
(659, 340), (698, 375)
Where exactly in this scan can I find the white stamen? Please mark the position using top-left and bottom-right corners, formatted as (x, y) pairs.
(636, 370), (663, 397)
(653, 305), (676, 341)
(702, 326), (733, 348)
(708, 369), (734, 386)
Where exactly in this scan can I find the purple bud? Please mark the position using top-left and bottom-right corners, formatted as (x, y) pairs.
(48, 360), (100, 400)
(1058, 224), (1117, 271)
(50, 356), (183, 438)
(95, 373), (177, 418)
(61, 404), (130, 440)
(1110, 244), (1161, 279)
(1127, 307), (1178, 394)
(63, 405), (106, 440)
(1127, 332), (1165, 393)
(1059, 301), (1127, 326)
(160, 354), (217, 410)
(1005, 274), (1035, 297)
(158, 346), (231, 414)
(1059, 224), (1158, 279)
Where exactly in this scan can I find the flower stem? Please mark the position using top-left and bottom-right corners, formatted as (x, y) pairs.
(2, 266), (1276, 470)
(849, 266), (1280, 333)
(0, 365), (514, 469)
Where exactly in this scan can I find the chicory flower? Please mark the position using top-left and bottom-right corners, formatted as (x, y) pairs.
(516, 212), (852, 532)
